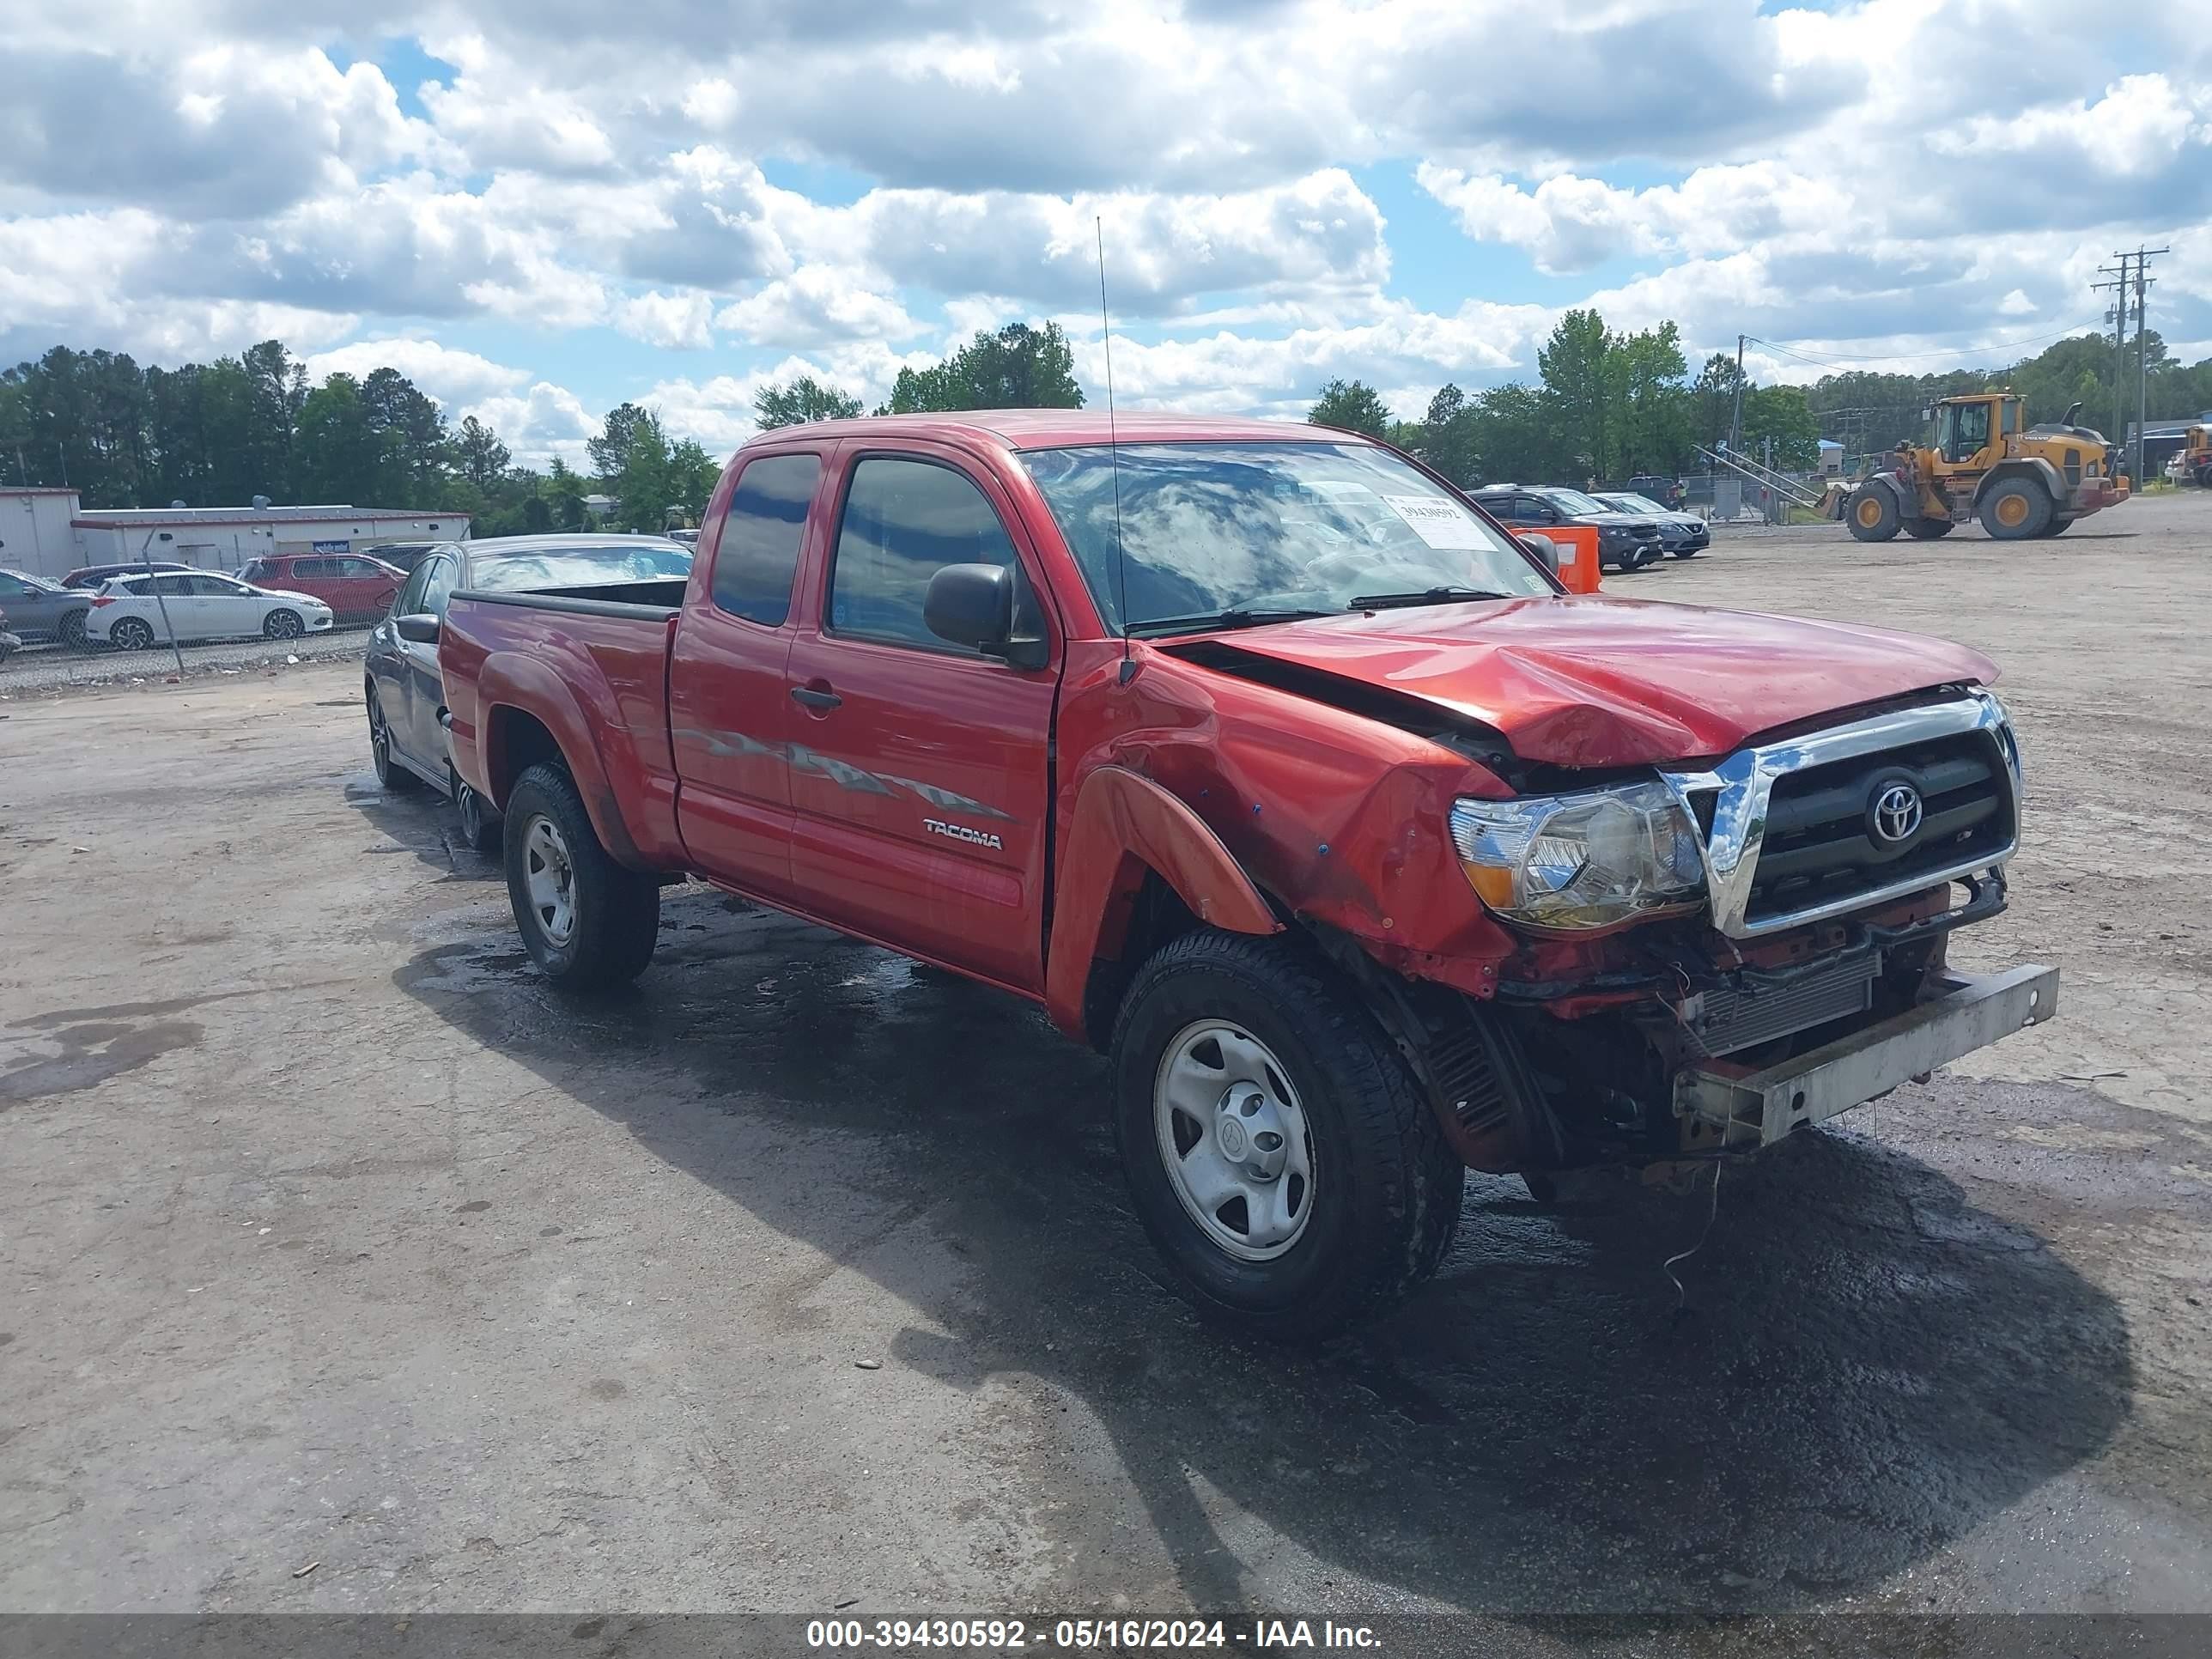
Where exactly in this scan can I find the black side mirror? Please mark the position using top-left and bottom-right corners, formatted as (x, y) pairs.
(1516, 533), (1560, 574)
(925, 563), (1044, 667)
(395, 613), (441, 646)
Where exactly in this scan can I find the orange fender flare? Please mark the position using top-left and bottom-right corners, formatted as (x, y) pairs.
(1043, 765), (1280, 1037)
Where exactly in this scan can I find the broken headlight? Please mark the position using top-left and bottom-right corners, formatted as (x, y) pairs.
(1449, 781), (1707, 931)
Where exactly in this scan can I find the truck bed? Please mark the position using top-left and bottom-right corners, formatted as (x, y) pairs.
(441, 582), (689, 869)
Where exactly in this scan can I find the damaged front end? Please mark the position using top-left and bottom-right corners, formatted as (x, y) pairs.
(1358, 690), (2059, 1174)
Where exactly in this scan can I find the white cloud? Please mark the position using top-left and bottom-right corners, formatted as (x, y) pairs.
(612, 289), (718, 349)
(714, 266), (921, 347)
(461, 380), (598, 471)
(305, 338), (532, 404)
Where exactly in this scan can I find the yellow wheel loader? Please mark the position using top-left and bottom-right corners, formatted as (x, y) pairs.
(1843, 392), (2129, 543)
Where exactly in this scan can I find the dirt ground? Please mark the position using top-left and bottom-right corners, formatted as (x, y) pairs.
(3, 491), (2209, 1634)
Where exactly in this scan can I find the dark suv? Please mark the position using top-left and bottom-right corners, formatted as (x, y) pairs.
(1468, 485), (1662, 572)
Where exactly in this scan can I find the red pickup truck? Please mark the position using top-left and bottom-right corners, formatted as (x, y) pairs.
(433, 411), (2056, 1340)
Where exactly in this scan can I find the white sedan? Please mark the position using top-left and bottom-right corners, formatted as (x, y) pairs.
(83, 570), (336, 649)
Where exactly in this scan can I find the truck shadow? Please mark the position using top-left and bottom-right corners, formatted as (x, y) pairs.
(394, 878), (2134, 1619)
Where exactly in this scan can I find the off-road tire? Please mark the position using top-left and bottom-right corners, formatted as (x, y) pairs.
(1902, 518), (1954, 539)
(1978, 476), (2053, 541)
(1110, 929), (1464, 1342)
(2044, 517), (2073, 536)
(1845, 483), (1902, 542)
(503, 762), (659, 991)
(2196, 465), (2212, 489)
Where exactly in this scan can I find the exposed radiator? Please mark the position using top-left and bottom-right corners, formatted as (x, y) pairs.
(1678, 954), (1880, 1058)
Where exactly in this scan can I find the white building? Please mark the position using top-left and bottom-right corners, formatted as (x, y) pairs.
(0, 489), (471, 581)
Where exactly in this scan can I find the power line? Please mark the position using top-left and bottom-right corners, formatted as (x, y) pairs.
(1746, 323), (2101, 373)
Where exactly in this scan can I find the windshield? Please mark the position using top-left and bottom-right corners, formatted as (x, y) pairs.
(1021, 441), (1548, 635)
(1605, 494), (1670, 514)
(471, 542), (693, 591)
(5, 569), (64, 592)
(1541, 488), (1614, 516)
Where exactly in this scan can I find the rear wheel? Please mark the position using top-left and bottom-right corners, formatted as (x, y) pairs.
(58, 609), (89, 650)
(453, 769), (501, 853)
(1845, 483), (1902, 542)
(111, 617), (155, 651)
(503, 763), (659, 991)
(1111, 930), (1463, 1342)
(1902, 518), (1954, 539)
(2196, 465), (2212, 489)
(368, 690), (419, 793)
(2044, 518), (2073, 536)
(1978, 477), (2053, 540)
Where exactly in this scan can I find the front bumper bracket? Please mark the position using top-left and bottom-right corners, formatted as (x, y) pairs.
(1674, 963), (2059, 1146)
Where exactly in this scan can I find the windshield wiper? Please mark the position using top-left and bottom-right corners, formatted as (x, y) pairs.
(1346, 586), (1515, 610)
(1124, 606), (1335, 639)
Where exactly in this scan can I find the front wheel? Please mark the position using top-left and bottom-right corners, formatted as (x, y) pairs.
(1845, 483), (1902, 542)
(1111, 931), (1463, 1342)
(264, 609), (305, 640)
(503, 763), (659, 991)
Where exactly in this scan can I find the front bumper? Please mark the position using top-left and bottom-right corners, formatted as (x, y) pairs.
(1674, 963), (2057, 1146)
(2071, 479), (2129, 513)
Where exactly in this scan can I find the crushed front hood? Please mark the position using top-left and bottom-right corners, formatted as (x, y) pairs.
(1181, 595), (1996, 768)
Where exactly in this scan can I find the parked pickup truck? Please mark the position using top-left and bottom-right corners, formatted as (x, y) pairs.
(435, 411), (2056, 1340)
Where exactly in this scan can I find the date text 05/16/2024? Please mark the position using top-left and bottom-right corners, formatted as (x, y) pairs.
(804, 1618), (1382, 1650)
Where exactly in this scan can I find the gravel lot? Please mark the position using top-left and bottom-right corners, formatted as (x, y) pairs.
(0, 626), (368, 696)
(3, 493), (2209, 1638)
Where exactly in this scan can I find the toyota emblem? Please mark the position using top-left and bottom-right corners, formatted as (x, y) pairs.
(1870, 781), (1923, 845)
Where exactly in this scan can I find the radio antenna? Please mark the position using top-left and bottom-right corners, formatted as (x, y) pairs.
(1097, 216), (1133, 680)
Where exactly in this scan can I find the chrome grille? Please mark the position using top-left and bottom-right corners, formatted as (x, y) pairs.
(1661, 693), (2022, 939)
(1745, 732), (2011, 926)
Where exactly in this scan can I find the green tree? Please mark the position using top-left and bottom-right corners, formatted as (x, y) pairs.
(669, 439), (722, 523)
(1740, 384), (1821, 470)
(1537, 308), (1616, 481)
(296, 374), (386, 504)
(1307, 378), (1393, 437)
(1468, 383), (1556, 483)
(877, 323), (1085, 414)
(454, 415), (511, 489)
(1613, 322), (1691, 476)
(1420, 383), (1479, 484)
(755, 375), (864, 428)
(587, 402), (653, 481)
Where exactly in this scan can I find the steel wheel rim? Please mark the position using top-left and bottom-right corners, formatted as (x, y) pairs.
(459, 784), (483, 842)
(1856, 498), (1881, 527)
(1995, 494), (2027, 527)
(522, 814), (576, 945)
(1153, 1019), (1315, 1262)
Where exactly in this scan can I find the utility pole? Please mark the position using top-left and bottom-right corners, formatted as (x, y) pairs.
(2132, 246), (2167, 489)
(2092, 257), (2130, 447)
(2098, 246), (2168, 482)
(1729, 333), (1746, 455)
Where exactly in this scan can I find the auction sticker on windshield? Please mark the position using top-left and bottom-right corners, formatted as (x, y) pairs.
(1383, 494), (1491, 549)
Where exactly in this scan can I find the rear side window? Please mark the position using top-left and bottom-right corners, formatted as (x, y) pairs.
(713, 453), (819, 627)
(421, 557), (458, 617)
(829, 458), (1016, 651)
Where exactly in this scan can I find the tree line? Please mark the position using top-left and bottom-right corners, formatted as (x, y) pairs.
(9, 312), (2201, 527)
(1300, 310), (2212, 488)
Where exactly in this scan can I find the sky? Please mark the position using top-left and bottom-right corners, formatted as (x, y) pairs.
(2, 0), (2207, 469)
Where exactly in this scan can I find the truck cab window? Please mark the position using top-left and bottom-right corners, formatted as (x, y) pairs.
(830, 457), (1018, 652)
(713, 453), (819, 627)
